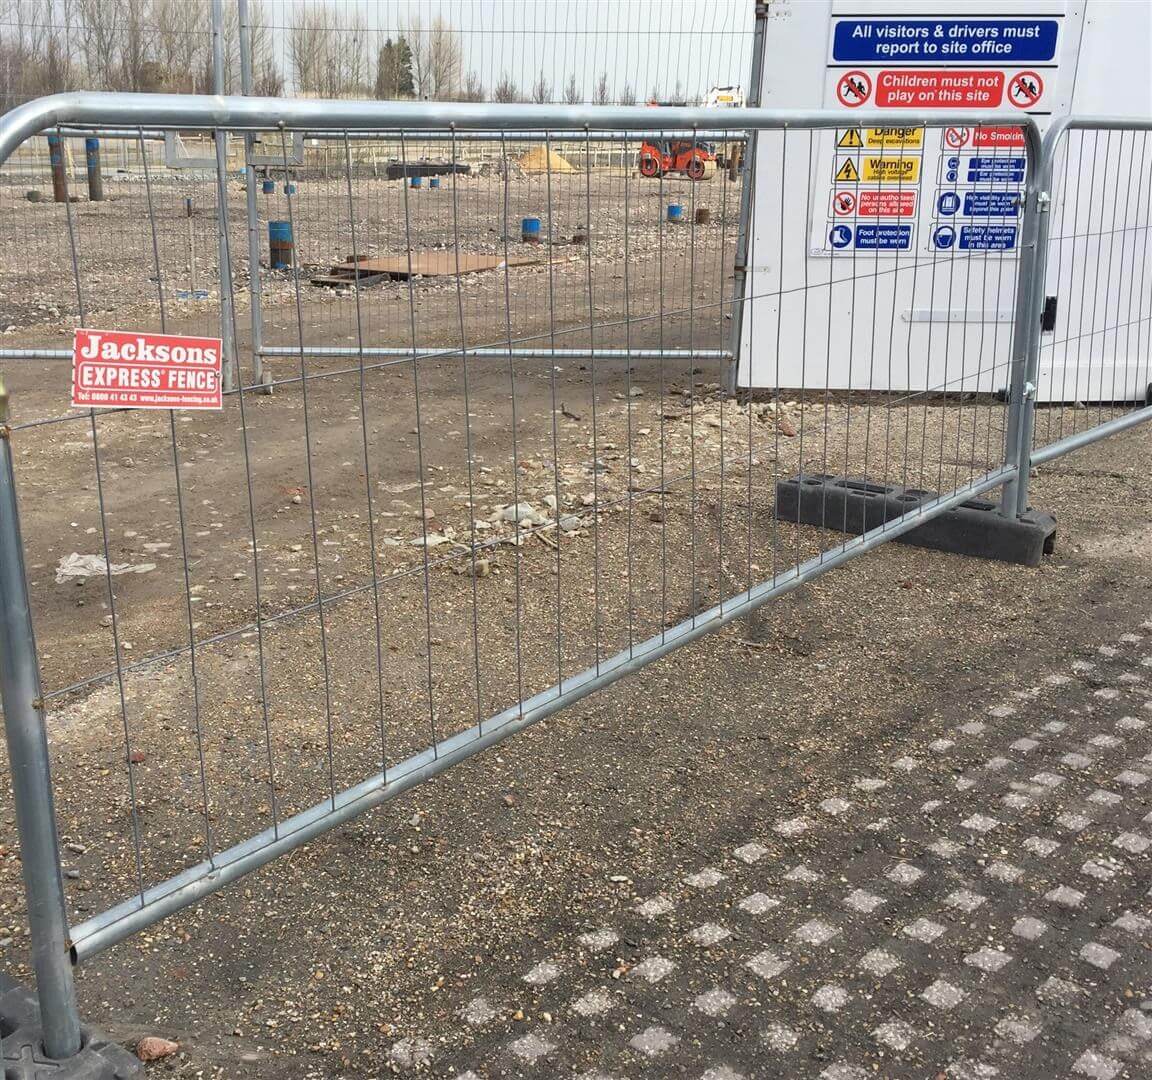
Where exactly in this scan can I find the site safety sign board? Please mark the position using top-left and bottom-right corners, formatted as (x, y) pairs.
(934, 190), (1021, 218)
(831, 19), (1059, 64)
(931, 223), (1018, 251)
(829, 223), (914, 251)
(816, 3), (1061, 256)
(832, 190), (918, 217)
(838, 127), (924, 149)
(71, 329), (224, 410)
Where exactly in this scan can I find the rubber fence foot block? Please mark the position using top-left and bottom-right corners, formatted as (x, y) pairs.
(0, 973), (142, 1079)
(775, 474), (1057, 568)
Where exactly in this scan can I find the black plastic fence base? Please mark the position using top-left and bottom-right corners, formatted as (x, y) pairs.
(0, 974), (141, 1079)
(776, 474), (1057, 567)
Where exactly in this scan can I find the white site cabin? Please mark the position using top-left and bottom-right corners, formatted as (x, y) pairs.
(738, 0), (1152, 402)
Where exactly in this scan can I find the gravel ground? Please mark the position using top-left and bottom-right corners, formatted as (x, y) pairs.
(0, 157), (1149, 1079)
(0, 361), (1148, 1078)
(1, 164), (740, 359)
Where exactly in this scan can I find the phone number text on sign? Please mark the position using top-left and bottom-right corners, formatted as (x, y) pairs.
(71, 329), (224, 410)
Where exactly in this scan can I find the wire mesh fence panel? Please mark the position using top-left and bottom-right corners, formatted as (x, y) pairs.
(1030, 125), (1152, 453)
(0, 104), (1041, 971)
(0, 0), (755, 369)
(0, 1), (753, 111)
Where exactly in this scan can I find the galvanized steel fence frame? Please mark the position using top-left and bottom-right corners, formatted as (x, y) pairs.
(0, 92), (1148, 1065)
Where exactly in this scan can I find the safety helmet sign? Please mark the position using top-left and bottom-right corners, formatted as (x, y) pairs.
(932, 225), (956, 250)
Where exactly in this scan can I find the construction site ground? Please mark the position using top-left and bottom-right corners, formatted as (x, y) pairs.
(0, 163), (1149, 1079)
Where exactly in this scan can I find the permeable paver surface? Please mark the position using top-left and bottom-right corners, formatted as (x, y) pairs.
(415, 623), (1152, 1079)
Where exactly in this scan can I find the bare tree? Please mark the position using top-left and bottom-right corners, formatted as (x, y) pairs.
(491, 71), (519, 103)
(0, 0), (287, 104)
(342, 7), (370, 96)
(460, 70), (484, 102)
(619, 81), (636, 106)
(530, 68), (550, 104)
(426, 15), (461, 99)
(75, 0), (122, 88)
(403, 14), (428, 97)
(287, 2), (374, 97)
(593, 71), (609, 105)
(246, 0), (283, 96)
(289, 5), (330, 96)
(563, 73), (580, 104)
(2, 0), (74, 99)
(154, 0), (211, 92)
(405, 13), (461, 100)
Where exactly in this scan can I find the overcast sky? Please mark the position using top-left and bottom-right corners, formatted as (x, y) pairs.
(261, 0), (755, 100)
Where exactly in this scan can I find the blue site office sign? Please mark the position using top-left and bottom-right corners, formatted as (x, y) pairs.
(832, 19), (1060, 64)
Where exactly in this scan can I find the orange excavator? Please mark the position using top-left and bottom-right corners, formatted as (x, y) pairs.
(638, 137), (718, 180)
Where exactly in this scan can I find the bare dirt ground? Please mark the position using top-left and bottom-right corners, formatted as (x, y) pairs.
(0, 158), (1149, 1078)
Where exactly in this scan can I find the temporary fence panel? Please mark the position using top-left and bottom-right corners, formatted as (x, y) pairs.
(0, 0), (758, 377)
(1018, 116), (1152, 519)
(1030, 6), (1152, 406)
(738, 0), (1150, 402)
(0, 94), (1048, 1057)
(1, 84), (1150, 1070)
(1036, 125), (1152, 406)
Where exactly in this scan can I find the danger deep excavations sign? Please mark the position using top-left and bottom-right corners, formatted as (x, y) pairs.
(71, 329), (223, 410)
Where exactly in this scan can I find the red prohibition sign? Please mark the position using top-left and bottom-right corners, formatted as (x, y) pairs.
(836, 70), (872, 108)
(944, 126), (970, 149)
(1008, 71), (1044, 108)
(833, 191), (856, 215)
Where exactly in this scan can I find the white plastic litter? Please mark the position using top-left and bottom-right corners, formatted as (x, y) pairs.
(55, 553), (156, 584)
